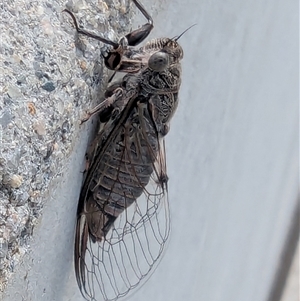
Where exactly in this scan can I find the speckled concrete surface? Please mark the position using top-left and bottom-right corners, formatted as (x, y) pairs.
(0, 0), (133, 292)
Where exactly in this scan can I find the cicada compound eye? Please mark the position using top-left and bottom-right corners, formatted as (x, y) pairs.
(148, 51), (169, 71)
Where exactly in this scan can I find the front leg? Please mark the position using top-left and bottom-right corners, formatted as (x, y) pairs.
(80, 88), (123, 124)
(64, 0), (154, 71)
(81, 82), (139, 124)
(124, 0), (153, 46)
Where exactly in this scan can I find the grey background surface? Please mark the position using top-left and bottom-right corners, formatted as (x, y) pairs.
(1, 0), (298, 301)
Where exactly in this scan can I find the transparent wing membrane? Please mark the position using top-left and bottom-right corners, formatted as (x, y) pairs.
(81, 184), (169, 301)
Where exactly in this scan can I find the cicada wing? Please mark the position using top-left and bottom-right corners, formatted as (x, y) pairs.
(75, 114), (170, 301)
(76, 165), (170, 301)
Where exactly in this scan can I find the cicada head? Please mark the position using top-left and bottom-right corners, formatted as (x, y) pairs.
(162, 38), (184, 62)
(147, 38), (183, 72)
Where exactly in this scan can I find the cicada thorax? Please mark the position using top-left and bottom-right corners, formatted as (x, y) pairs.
(132, 39), (183, 137)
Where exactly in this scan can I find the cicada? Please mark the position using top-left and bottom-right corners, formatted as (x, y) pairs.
(64, 1), (183, 300)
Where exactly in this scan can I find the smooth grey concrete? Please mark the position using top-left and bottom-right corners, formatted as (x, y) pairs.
(2, 0), (298, 300)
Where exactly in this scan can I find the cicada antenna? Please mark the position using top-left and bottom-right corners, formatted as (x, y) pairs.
(172, 24), (197, 41)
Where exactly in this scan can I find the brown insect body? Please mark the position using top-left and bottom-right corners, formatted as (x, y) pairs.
(80, 36), (183, 238)
(65, 1), (183, 300)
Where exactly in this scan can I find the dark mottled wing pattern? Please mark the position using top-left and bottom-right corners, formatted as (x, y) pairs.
(75, 94), (170, 301)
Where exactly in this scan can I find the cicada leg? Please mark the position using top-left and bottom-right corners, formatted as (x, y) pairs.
(64, 0), (154, 70)
(63, 9), (119, 48)
(124, 0), (153, 46)
(80, 88), (123, 124)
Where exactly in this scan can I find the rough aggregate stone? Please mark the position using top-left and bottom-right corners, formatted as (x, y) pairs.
(0, 0), (133, 292)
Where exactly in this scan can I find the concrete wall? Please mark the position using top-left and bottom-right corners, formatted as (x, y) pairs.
(1, 0), (298, 300)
